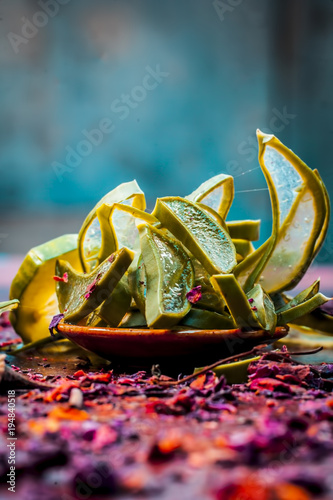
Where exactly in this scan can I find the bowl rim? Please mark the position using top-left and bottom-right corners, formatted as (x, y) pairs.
(57, 319), (289, 339)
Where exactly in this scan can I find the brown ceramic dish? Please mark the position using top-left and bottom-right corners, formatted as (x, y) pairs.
(57, 321), (289, 371)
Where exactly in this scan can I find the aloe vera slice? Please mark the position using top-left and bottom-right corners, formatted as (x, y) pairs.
(234, 132), (280, 292)
(234, 239), (270, 289)
(277, 293), (330, 325)
(232, 239), (255, 260)
(257, 133), (326, 293)
(95, 204), (118, 265)
(191, 258), (226, 314)
(195, 356), (260, 384)
(180, 308), (235, 329)
(107, 204), (162, 311)
(0, 299), (19, 315)
(276, 279), (320, 313)
(97, 276), (132, 327)
(86, 312), (107, 328)
(258, 184), (307, 291)
(110, 202), (159, 262)
(128, 254), (146, 314)
(153, 197), (237, 276)
(9, 234), (81, 343)
(197, 203), (225, 226)
(270, 292), (288, 312)
(110, 203), (158, 224)
(210, 274), (262, 330)
(78, 180), (145, 272)
(211, 275), (277, 332)
(260, 183), (323, 293)
(110, 202), (140, 259)
(95, 203), (158, 266)
(292, 309), (333, 335)
(227, 220), (260, 241)
(55, 247), (134, 323)
(119, 310), (147, 328)
(194, 205), (255, 261)
(186, 174), (234, 220)
(246, 284), (277, 333)
(138, 224), (194, 328)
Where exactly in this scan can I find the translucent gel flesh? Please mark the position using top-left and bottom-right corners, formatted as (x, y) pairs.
(151, 232), (192, 313)
(263, 146), (302, 225)
(166, 200), (235, 272)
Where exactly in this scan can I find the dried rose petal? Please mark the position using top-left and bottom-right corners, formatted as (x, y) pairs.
(186, 285), (202, 304)
(84, 273), (102, 299)
(48, 313), (64, 336)
(53, 272), (68, 283)
(84, 284), (96, 299)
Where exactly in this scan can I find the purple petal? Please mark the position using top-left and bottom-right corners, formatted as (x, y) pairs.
(49, 313), (64, 336)
(186, 286), (202, 304)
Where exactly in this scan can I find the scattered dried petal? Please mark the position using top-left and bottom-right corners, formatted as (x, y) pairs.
(186, 285), (202, 304)
(53, 272), (68, 283)
(48, 313), (64, 335)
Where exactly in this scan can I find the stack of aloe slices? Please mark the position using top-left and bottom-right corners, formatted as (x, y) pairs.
(6, 130), (333, 346)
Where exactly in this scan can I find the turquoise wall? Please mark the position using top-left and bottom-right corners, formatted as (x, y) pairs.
(0, 0), (332, 258)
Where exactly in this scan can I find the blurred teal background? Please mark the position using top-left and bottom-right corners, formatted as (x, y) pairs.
(0, 0), (332, 259)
